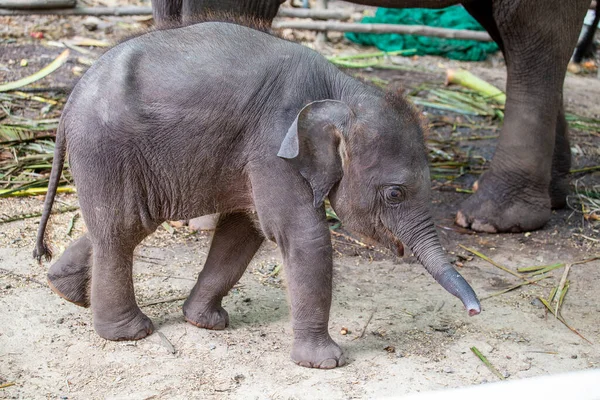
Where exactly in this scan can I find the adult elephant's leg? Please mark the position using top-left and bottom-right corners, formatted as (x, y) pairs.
(181, 0), (284, 24)
(456, 0), (588, 232)
(463, 1), (571, 211)
(549, 104), (570, 209)
(151, 0), (182, 25)
(183, 212), (264, 329)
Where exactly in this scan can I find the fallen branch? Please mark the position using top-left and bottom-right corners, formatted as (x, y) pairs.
(0, 5), (351, 19)
(272, 21), (493, 41)
(0, 0), (74, 9)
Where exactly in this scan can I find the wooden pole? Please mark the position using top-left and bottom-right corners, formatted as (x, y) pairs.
(0, 0), (75, 9)
(272, 20), (494, 42)
(0, 5), (352, 19)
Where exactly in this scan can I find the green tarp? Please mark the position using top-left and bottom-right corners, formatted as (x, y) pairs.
(345, 6), (499, 61)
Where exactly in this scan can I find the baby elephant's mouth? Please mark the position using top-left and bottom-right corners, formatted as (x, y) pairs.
(359, 228), (404, 257)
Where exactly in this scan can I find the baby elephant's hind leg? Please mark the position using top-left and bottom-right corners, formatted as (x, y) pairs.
(184, 212), (264, 330)
(47, 235), (92, 307)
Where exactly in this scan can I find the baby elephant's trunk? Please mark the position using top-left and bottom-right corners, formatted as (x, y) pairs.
(398, 217), (481, 316)
(33, 121), (67, 262)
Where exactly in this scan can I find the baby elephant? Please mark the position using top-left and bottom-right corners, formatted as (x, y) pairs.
(34, 21), (480, 369)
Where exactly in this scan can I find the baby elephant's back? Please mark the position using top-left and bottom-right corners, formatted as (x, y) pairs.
(62, 22), (288, 218)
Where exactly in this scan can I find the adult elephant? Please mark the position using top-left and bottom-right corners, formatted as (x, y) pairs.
(151, 0), (590, 233)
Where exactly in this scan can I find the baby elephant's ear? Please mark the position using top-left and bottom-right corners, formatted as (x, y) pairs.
(278, 100), (354, 208)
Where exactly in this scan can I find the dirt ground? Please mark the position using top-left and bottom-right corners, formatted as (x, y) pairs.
(1, 1), (600, 399)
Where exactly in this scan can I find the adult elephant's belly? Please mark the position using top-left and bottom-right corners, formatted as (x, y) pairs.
(346, 0), (460, 9)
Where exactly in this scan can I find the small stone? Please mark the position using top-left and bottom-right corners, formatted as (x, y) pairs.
(20, 59), (28, 67)
(83, 16), (101, 31)
(72, 66), (84, 76)
(443, 367), (454, 374)
(384, 345), (395, 353)
(209, 344), (216, 350)
(530, 298), (544, 309)
(5, 284), (12, 289)
(56, 318), (65, 325)
(243, 297), (251, 303)
(571, 355), (578, 359)
(188, 214), (218, 231)
(340, 327), (348, 335)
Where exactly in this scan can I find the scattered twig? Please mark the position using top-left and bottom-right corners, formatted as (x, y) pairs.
(538, 297), (592, 344)
(0, 205), (79, 224)
(554, 264), (572, 316)
(517, 262), (565, 274)
(570, 165), (600, 174)
(66, 212), (79, 236)
(140, 295), (187, 308)
(156, 331), (176, 354)
(354, 309), (375, 340)
(470, 346), (505, 380)
(0, 267), (45, 287)
(480, 275), (549, 300)
(0, 382), (16, 389)
(459, 245), (538, 285)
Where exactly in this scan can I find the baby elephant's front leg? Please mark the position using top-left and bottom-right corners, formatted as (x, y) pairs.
(183, 212), (264, 329)
(281, 226), (345, 369)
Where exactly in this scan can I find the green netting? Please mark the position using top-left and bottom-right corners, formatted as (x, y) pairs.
(345, 6), (499, 61)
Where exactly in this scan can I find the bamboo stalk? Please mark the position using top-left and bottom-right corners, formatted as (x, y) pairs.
(0, 186), (75, 197)
(446, 69), (506, 105)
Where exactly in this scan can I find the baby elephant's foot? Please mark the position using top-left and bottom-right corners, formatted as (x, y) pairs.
(47, 235), (92, 307)
(291, 333), (345, 369)
(183, 300), (229, 330)
(93, 309), (154, 341)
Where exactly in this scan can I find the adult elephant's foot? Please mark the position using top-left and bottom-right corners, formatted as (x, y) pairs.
(291, 332), (345, 369)
(183, 300), (229, 330)
(47, 235), (92, 307)
(455, 171), (551, 233)
(549, 174), (570, 209)
(93, 309), (154, 341)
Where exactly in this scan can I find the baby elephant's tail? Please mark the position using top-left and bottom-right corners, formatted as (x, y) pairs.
(33, 121), (67, 262)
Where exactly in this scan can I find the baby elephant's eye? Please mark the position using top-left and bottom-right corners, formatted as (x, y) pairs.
(384, 185), (406, 204)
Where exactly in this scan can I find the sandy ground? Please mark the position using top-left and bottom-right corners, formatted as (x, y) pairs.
(1, 2), (600, 399)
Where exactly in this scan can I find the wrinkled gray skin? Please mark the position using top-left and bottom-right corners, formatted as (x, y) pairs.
(34, 22), (480, 369)
(152, 0), (590, 234)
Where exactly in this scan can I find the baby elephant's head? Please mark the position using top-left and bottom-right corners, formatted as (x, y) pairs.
(278, 94), (480, 316)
